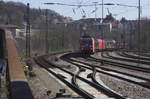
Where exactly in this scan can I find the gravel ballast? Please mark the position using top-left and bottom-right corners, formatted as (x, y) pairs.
(99, 73), (150, 99)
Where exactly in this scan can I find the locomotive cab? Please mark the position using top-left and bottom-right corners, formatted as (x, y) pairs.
(80, 36), (95, 54)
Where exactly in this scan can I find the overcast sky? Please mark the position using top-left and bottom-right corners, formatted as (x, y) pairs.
(4, 0), (150, 20)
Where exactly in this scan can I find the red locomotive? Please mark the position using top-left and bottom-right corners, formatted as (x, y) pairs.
(80, 36), (106, 54)
(80, 36), (95, 53)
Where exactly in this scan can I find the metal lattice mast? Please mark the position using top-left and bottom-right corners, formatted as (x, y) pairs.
(101, 0), (104, 55)
(138, 0), (141, 64)
(45, 9), (49, 54)
(26, 3), (31, 57)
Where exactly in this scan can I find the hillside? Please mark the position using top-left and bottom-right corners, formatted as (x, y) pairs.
(0, 1), (64, 28)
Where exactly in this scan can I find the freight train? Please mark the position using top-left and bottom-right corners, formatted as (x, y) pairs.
(80, 36), (116, 54)
(80, 36), (106, 54)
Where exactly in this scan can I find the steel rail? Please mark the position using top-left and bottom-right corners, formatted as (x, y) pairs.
(94, 55), (150, 73)
(71, 69), (95, 98)
(60, 53), (150, 89)
(91, 67), (126, 99)
(35, 56), (94, 99)
(121, 50), (150, 57)
(61, 55), (126, 99)
(137, 53), (150, 58)
(79, 57), (150, 82)
(119, 52), (150, 61)
(105, 52), (150, 65)
(41, 55), (126, 99)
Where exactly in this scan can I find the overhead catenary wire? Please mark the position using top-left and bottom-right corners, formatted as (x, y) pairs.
(44, 1), (146, 20)
(44, 2), (140, 18)
(116, 3), (138, 8)
(44, 2), (138, 8)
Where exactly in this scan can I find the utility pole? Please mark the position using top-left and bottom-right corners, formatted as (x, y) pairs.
(121, 17), (126, 49)
(129, 22), (132, 50)
(93, 2), (98, 20)
(62, 24), (65, 50)
(45, 9), (49, 54)
(26, 3), (31, 57)
(101, 0), (104, 55)
(79, 23), (82, 37)
(63, 23), (67, 50)
(138, 0), (141, 64)
(121, 34), (123, 49)
(61, 23), (65, 50)
(123, 22), (126, 49)
(144, 32), (146, 51)
(102, 0), (104, 22)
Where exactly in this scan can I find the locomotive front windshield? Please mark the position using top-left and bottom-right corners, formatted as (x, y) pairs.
(81, 39), (92, 46)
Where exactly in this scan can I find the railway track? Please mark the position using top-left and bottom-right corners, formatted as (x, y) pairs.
(104, 52), (150, 65)
(35, 56), (94, 99)
(61, 53), (150, 90)
(70, 56), (150, 81)
(72, 68), (105, 98)
(92, 54), (150, 73)
(36, 55), (126, 99)
(90, 67), (126, 99)
(121, 50), (150, 58)
(117, 52), (150, 61)
(138, 53), (150, 58)
(61, 54), (127, 99)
